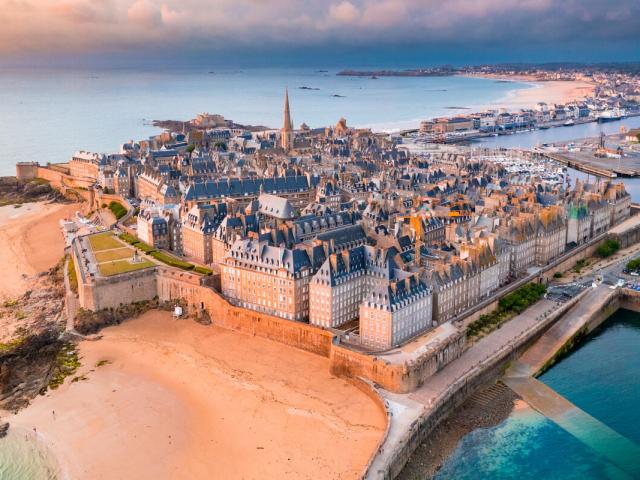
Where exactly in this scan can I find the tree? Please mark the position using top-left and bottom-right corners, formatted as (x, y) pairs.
(596, 239), (620, 258)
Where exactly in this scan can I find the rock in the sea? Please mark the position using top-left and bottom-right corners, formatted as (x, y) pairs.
(0, 422), (9, 438)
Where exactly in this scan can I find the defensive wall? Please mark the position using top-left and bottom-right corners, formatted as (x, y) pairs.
(73, 248), (465, 392)
(330, 330), (466, 394)
(369, 287), (592, 480)
(15, 162), (133, 210)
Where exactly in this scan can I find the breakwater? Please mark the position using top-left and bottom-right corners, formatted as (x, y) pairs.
(438, 302), (640, 479)
(502, 286), (640, 479)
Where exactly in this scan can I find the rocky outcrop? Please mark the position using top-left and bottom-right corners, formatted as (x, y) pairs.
(0, 177), (66, 205)
(0, 328), (64, 412)
(0, 262), (68, 412)
(74, 299), (180, 335)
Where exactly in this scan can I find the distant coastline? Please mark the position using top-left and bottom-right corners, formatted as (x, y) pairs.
(337, 68), (454, 77)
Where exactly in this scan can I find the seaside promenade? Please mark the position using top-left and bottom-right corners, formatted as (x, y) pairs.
(367, 295), (575, 479)
(504, 284), (640, 479)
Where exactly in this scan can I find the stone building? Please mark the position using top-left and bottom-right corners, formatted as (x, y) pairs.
(69, 151), (104, 181)
(182, 204), (226, 264)
(211, 213), (258, 271)
(359, 275), (432, 350)
(281, 89), (294, 151)
(534, 206), (567, 266)
(222, 238), (312, 321)
(136, 169), (178, 205)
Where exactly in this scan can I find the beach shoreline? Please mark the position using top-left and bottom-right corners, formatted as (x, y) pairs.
(0, 201), (80, 301)
(8, 310), (386, 480)
(460, 73), (596, 111)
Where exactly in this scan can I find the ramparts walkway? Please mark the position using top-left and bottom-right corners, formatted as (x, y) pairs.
(503, 284), (640, 478)
(367, 294), (583, 479)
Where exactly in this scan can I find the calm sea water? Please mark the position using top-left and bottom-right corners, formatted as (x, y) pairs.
(0, 67), (528, 176)
(436, 309), (640, 480)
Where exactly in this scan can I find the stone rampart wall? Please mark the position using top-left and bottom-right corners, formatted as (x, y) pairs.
(155, 268), (335, 358)
(35, 166), (93, 189)
(330, 329), (466, 394)
(90, 268), (158, 311)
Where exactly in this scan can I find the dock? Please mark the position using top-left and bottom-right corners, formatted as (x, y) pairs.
(544, 152), (619, 178)
(503, 285), (640, 478)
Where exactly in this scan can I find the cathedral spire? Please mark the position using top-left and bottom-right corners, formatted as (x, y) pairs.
(281, 88), (293, 151)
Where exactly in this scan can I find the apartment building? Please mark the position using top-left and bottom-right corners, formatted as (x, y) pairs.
(182, 204), (226, 264)
(222, 238), (313, 321)
(359, 275), (432, 350)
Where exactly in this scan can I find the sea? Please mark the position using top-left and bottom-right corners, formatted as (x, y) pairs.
(0, 66), (531, 176)
(0, 427), (61, 479)
(435, 309), (640, 480)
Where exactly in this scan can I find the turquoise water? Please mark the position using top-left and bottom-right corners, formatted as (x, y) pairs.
(0, 67), (527, 175)
(436, 309), (640, 480)
(0, 427), (60, 479)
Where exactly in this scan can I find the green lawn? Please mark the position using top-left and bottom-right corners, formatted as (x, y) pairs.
(88, 232), (123, 252)
(94, 247), (135, 263)
(98, 259), (155, 276)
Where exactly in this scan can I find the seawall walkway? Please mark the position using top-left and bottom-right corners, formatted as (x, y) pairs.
(503, 285), (640, 478)
(366, 294), (584, 479)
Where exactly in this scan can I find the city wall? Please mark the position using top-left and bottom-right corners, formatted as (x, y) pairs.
(156, 268), (335, 358)
(77, 266), (159, 312)
(330, 330), (466, 394)
(34, 164), (94, 190)
(370, 288), (591, 480)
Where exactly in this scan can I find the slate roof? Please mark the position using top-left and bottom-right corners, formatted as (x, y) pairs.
(184, 175), (313, 201)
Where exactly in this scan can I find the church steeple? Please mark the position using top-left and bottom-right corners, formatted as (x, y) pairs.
(281, 88), (293, 151)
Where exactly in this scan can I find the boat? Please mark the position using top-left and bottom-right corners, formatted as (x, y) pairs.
(563, 119), (575, 127)
(597, 108), (625, 123)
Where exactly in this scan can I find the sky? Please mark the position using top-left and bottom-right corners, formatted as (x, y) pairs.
(1, 0), (639, 67)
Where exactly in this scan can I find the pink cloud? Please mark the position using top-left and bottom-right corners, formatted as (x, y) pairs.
(127, 0), (162, 27)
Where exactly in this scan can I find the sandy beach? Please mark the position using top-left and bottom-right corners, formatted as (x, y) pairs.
(0, 201), (80, 300)
(9, 310), (386, 480)
(468, 74), (596, 111)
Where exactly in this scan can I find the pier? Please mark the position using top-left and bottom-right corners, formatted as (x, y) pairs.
(544, 152), (620, 178)
(503, 285), (640, 478)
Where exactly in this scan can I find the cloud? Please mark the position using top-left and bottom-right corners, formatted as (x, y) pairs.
(329, 2), (359, 24)
(0, 0), (638, 60)
(127, 0), (162, 27)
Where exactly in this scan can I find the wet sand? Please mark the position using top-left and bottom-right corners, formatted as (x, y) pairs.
(0, 202), (80, 300)
(10, 310), (386, 480)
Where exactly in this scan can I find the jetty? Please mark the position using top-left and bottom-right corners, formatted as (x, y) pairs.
(503, 284), (640, 478)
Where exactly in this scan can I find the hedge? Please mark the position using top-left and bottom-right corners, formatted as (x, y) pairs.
(108, 201), (127, 220)
(119, 232), (138, 245)
(117, 233), (211, 274)
(194, 266), (213, 276)
(467, 282), (546, 338)
(135, 241), (156, 254)
(149, 250), (195, 270)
